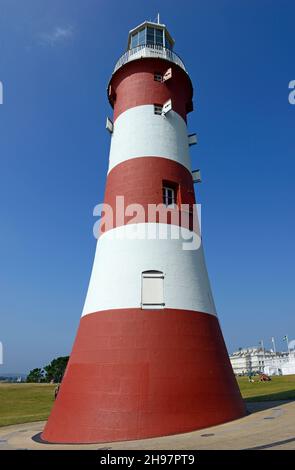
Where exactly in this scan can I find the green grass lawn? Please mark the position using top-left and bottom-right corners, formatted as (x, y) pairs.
(0, 383), (55, 427)
(0, 375), (294, 427)
(237, 374), (295, 402)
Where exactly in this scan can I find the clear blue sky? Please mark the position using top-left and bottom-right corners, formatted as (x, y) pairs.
(0, 0), (294, 374)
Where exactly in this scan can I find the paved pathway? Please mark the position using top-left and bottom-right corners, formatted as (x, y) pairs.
(0, 401), (294, 450)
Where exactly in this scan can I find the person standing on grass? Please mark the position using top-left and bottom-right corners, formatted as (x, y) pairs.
(248, 371), (253, 383)
(54, 384), (60, 400)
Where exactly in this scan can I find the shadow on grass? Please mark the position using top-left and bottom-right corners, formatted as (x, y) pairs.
(245, 389), (295, 402)
(244, 389), (295, 414)
(245, 399), (294, 414)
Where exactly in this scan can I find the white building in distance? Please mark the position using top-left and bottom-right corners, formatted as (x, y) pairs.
(230, 347), (289, 375)
(281, 350), (295, 375)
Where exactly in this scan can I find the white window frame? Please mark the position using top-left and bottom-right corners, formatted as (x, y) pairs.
(162, 68), (172, 82)
(161, 98), (172, 115)
(163, 186), (176, 207)
(192, 169), (201, 184)
(106, 117), (113, 133)
(141, 271), (165, 310)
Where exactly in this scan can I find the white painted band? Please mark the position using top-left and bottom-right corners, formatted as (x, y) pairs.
(108, 105), (191, 173)
(82, 223), (216, 317)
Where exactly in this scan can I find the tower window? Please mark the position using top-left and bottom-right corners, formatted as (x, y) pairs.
(163, 185), (176, 207)
(165, 34), (173, 50)
(154, 73), (163, 82)
(138, 28), (145, 46)
(146, 27), (164, 46)
(154, 104), (163, 115)
(131, 32), (138, 48)
(147, 27), (154, 45)
(131, 27), (146, 48)
(155, 28), (164, 46)
(141, 271), (164, 309)
(129, 26), (173, 51)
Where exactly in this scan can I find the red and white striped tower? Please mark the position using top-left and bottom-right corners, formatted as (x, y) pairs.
(42, 20), (245, 444)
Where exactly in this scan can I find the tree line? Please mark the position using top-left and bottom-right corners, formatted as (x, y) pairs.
(26, 356), (69, 383)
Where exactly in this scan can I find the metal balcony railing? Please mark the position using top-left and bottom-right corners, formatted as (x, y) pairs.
(113, 44), (186, 74)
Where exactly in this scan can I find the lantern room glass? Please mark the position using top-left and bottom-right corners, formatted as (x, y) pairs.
(130, 26), (172, 50)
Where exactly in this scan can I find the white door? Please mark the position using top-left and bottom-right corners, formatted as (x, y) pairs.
(141, 271), (164, 309)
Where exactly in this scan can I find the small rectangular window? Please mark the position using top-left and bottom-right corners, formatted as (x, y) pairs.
(147, 27), (154, 44)
(163, 186), (176, 207)
(165, 36), (173, 50)
(154, 73), (162, 82)
(141, 271), (164, 309)
(131, 32), (138, 48)
(155, 28), (163, 46)
(154, 104), (163, 115)
(138, 28), (146, 46)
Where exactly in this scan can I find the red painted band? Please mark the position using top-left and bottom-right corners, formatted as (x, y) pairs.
(42, 308), (245, 444)
(100, 157), (197, 234)
(108, 59), (193, 122)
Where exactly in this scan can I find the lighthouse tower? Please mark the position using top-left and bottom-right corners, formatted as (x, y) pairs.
(42, 20), (245, 444)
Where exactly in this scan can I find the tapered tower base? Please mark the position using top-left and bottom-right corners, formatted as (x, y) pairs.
(42, 309), (246, 444)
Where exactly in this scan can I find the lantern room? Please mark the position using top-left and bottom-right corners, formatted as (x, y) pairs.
(127, 21), (175, 50)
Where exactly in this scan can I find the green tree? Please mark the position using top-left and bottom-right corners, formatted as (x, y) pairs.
(26, 368), (44, 383)
(44, 356), (69, 383)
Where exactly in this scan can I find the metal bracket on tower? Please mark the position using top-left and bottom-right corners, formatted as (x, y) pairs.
(161, 99), (172, 116)
(106, 117), (114, 133)
(188, 133), (197, 146)
(108, 85), (116, 104)
(162, 68), (172, 83)
(192, 169), (202, 184)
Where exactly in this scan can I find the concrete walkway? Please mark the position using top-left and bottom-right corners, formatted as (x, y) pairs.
(0, 401), (294, 450)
